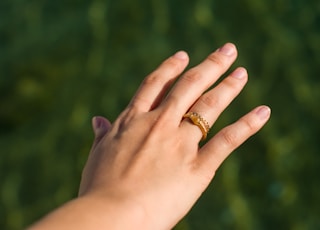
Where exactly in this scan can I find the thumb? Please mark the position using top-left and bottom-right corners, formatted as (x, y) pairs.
(92, 116), (112, 141)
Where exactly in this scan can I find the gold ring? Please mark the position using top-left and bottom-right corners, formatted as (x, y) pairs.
(183, 112), (210, 141)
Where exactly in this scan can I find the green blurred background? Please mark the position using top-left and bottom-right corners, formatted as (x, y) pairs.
(1, 0), (320, 229)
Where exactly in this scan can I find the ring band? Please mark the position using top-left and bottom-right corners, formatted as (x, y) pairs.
(183, 112), (210, 141)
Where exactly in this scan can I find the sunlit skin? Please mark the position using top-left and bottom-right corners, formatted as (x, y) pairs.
(29, 43), (270, 230)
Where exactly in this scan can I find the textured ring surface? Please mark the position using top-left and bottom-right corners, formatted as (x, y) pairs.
(183, 112), (210, 141)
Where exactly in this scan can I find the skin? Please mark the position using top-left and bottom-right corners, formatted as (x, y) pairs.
(29, 43), (271, 230)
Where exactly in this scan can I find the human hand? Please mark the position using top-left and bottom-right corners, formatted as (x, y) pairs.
(79, 43), (271, 229)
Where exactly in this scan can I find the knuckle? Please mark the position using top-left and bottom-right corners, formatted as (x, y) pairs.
(147, 112), (177, 138)
(223, 77), (239, 89)
(158, 105), (178, 123)
(131, 95), (151, 109)
(182, 69), (202, 83)
(199, 94), (219, 108)
(219, 129), (238, 148)
(143, 74), (162, 86)
(165, 57), (182, 70)
(240, 117), (258, 132)
(144, 57), (183, 85)
(207, 53), (226, 68)
(193, 165), (216, 188)
(157, 57), (183, 76)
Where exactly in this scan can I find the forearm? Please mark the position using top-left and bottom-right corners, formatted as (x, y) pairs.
(28, 195), (146, 230)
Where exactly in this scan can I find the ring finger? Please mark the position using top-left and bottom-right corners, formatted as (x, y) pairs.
(180, 67), (248, 142)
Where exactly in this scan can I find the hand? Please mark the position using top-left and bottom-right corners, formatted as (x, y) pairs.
(78, 43), (271, 229)
(29, 43), (270, 230)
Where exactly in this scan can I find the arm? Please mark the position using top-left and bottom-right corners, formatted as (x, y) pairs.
(29, 43), (270, 230)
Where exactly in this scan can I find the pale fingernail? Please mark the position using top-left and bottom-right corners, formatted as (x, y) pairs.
(174, 51), (188, 60)
(93, 116), (105, 130)
(232, 67), (247, 79)
(256, 106), (271, 120)
(218, 43), (236, 56)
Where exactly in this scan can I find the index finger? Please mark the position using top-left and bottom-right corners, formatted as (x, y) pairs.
(129, 51), (189, 113)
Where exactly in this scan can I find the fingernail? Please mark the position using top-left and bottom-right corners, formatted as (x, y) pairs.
(232, 67), (247, 79)
(256, 106), (271, 120)
(93, 116), (104, 130)
(218, 43), (236, 56)
(174, 51), (188, 60)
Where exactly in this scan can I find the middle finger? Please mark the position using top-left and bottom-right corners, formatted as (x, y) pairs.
(160, 43), (237, 123)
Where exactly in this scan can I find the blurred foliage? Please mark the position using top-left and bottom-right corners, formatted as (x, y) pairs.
(1, 0), (320, 229)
